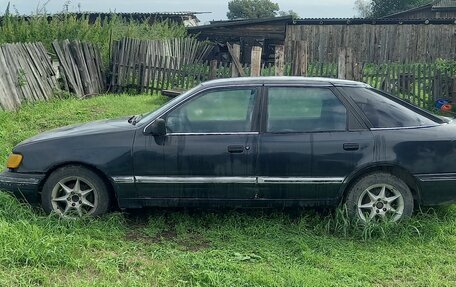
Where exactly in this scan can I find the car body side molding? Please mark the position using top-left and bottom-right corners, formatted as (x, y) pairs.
(112, 176), (345, 185)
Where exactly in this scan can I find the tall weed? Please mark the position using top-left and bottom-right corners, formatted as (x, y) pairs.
(0, 9), (188, 63)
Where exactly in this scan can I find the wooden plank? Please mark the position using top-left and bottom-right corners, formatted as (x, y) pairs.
(298, 41), (308, 77)
(274, 45), (285, 76)
(209, 60), (218, 80)
(250, 46), (262, 77)
(227, 42), (246, 77)
(338, 48), (346, 80)
(230, 44), (241, 78)
(0, 47), (21, 110)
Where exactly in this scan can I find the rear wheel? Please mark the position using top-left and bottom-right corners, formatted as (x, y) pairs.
(345, 172), (414, 222)
(41, 166), (110, 218)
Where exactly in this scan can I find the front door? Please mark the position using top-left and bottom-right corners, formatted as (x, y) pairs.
(134, 87), (260, 201)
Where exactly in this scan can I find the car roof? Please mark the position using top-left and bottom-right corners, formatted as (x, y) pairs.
(200, 76), (370, 88)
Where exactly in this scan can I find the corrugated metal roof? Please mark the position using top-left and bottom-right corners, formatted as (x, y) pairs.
(188, 16), (292, 30)
(190, 16), (456, 30)
(433, 0), (456, 9)
(293, 18), (456, 25)
(69, 11), (210, 16)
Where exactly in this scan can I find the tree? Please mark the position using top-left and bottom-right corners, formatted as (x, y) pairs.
(227, 0), (280, 20)
(355, 0), (429, 18)
(354, 0), (371, 17)
(278, 10), (300, 19)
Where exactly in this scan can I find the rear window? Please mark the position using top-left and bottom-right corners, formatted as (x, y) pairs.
(267, 87), (347, 132)
(343, 87), (437, 128)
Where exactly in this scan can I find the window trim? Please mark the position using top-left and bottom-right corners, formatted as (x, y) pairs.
(371, 88), (443, 124)
(146, 85), (262, 135)
(262, 86), (350, 134)
(340, 87), (442, 130)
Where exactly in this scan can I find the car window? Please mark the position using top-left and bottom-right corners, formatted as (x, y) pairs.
(344, 87), (437, 128)
(267, 87), (347, 132)
(166, 88), (257, 133)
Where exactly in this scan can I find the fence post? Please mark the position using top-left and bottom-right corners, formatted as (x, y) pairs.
(338, 48), (362, 81)
(251, 46), (262, 77)
(231, 44), (241, 77)
(452, 76), (456, 99)
(298, 41), (308, 77)
(227, 42), (246, 77)
(275, 45), (285, 76)
(338, 48), (346, 79)
(209, 60), (218, 80)
(291, 41), (308, 76)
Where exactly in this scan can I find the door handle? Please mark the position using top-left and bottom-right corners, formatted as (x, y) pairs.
(227, 145), (245, 153)
(343, 143), (359, 151)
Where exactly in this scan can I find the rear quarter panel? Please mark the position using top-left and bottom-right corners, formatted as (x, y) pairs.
(373, 124), (456, 205)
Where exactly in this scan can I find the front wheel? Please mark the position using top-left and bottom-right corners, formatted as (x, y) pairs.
(41, 166), (111, 218)
(345, 172), (414, 222)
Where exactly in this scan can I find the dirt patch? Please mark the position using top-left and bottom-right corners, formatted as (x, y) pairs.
(125, 230), (155, 243)
(125, 228), (177, 244)
(176, 233), (211, 252)
(125, 228), (210, 251)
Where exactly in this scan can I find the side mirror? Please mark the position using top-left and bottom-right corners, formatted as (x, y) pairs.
(144, 118), (166, 136)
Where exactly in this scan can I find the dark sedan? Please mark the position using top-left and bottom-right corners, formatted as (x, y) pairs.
(1, 77), (455, 221)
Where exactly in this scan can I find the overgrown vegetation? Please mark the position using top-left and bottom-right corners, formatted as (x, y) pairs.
(1, 94), (456, 286)
(0, 8), (187, 62)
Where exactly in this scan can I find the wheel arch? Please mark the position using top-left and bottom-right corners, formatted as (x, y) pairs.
(339, 163), (422, 205)
(39, 161), (119, 209)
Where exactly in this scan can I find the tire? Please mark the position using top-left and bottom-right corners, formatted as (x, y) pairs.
(345, 172), (414, 222)
(41, 165), (111, 218)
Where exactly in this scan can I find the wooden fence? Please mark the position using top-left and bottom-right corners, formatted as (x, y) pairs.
(362, 63), (456, 109)
(1, 37), (454, 112)
(52, 40), (105, 97)
(110, 37), (213, 92)
(286, 23), (456, 64)
(109, 41), (455, 110)
(0, 42), (58, 111)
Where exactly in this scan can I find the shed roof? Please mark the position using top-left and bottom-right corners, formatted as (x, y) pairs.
(188, 15), (292, 31)
(432, 0), (456, 10)
(384, 0), (456, 18)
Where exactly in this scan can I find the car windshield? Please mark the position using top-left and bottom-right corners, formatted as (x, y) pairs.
(134, 85), (202, 125)
(344, 87), (440, 128)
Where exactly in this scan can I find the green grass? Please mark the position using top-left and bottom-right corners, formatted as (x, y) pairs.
(1, 94), (456, 286)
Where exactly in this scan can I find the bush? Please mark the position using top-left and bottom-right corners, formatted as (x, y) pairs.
(0, 12), (188, 63)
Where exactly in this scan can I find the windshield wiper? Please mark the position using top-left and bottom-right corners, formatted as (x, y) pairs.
(128, 115), (143, 125)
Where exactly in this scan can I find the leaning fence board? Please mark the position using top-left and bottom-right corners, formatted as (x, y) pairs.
(53, 40), (105, 97)
(0, 42), (58, 111)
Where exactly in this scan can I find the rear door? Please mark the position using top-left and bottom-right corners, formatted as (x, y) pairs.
(257, 86), (326, 201)
(257, 86), (372, 202)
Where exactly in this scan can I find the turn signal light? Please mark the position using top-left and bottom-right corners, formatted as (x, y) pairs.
(7, 154), (23, 169)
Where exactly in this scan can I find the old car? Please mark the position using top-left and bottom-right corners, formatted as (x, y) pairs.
(1, 77), (454, 221)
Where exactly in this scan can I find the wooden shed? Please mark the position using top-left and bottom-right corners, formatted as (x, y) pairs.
(384, 0), (456, 19)
(188, 16), (293, 63)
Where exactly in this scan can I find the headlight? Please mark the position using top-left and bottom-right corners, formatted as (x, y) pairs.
(7, 154), (23, 169)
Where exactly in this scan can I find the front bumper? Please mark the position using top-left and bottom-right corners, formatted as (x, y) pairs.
(0, 170), (45, 203)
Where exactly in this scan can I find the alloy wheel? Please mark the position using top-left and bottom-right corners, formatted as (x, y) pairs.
(357, 183), (405, 222)
(50, 176), (98, 218)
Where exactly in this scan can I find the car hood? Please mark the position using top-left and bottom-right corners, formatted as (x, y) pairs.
(18, 117), (135, 146)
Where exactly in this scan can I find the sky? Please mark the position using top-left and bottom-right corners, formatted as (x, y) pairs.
(0, 0), (358, 23)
